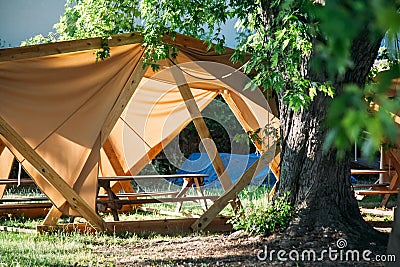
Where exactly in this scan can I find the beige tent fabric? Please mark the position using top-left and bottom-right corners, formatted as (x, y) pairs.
(104, 78), (218, 176)
(105, 57), (277, 176)
(0, 44), (144, 215)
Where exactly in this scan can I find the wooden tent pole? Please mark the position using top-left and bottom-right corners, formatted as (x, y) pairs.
(42, 206), (63, 226)
(221, 91), (261, 148)
(0, 116), (107, 231)
(222, 91), (281, 197)
(0, 140), (5, 154)
(0, 141), (14, 199)
(43, 135), (102, 226)
(191, 144), (276, 231)
(174, 74), (233, 192)
(103, 138), (136, 195)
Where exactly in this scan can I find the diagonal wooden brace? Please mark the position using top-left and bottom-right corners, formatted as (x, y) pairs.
(0, 115), (107, 232)
(191, 144), (276, 231)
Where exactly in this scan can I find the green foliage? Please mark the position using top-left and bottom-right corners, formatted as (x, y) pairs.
(139, 0), (229, 70)
(55, 0), (141, 41)
(94, 36), (111, 62)
(0, 214), (37, 229)
(229, 192), (293, 235)
(312, 1), (400, 158)
(324, 35), (400, 158)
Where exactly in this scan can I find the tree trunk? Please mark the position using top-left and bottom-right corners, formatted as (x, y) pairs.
(275, 28), (388, 247)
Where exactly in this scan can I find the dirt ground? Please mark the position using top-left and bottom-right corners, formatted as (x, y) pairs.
(97, 225), (391, 267)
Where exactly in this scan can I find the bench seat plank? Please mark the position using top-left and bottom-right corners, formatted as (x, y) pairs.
(97, 196), (219, 205)
(0, 196), (49, 203)
(355, 190), (398, 195)
(98, 191), (180, 198)
(351, 169), (389, 175)
(352, 183), (390, 189)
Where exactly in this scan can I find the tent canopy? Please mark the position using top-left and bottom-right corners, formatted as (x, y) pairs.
(0, 32), (278, 231)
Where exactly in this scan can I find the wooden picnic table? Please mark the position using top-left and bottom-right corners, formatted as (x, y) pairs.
(351, 168), (399, 207)
(97, 174), (215, 221)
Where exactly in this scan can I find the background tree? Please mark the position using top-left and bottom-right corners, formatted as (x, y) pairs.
(43, 0), (399, 248)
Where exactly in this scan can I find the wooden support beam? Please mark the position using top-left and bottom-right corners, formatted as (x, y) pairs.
(103, 138), (135, 196)
(381, 172), (398, 207)
(221, 92), (255, 136)
(103, 138), (126, 175)
(0, 142), (14, 199)
(191, 144), (276, 231)
(100, 57), (148, 145)
(381, 150), (400, 207)
(0, 33), (143, 62)
(267, 151), (281, 199)
(174, 75), (233, 192)
(222, 91), (281, 199)
(42, 206), (63, 226)
(37, 217), (232, 235)
(0, 115), (107, 231)
(0, 140), (5, 154)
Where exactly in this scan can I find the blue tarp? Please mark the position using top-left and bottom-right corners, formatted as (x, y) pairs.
(172, 152), (276, 188)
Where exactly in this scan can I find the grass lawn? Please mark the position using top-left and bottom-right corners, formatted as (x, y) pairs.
(0, 185), (394, 266)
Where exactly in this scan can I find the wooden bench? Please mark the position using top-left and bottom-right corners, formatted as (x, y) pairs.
(352, 183), (390, 189)
(355, 190), (399, 195)
(351, 168), (399, 207)
(97, 174), (215, 221)
(351, 169), (389, 175)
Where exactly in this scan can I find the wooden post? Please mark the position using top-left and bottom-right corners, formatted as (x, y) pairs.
(222, 91), (281, 198)
(191, 145), (276, 231)
(0, 140), (5, 154)
(382, 150), (400, 207)
(221, 91), (258, 137)
(0, 116), (107, 231)
(103, 138), (135, 194)
(42, 206), (63, 226)
(174, 74), (233, 192)
(102, 138), (138, 214)
(0, 143), (13, 199)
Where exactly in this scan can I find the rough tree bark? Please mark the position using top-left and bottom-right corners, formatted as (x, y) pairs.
(275, 27), (388, 246)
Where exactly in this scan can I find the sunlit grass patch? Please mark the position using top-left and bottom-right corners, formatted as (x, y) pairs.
(0, 231), (114, 266)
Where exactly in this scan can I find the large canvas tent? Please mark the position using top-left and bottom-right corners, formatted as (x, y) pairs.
(0, 33), (279, 232)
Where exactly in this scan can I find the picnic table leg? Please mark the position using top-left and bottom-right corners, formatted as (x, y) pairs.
(381, 172), (399, 208)
(175, 178), (193, 212)
(106, 186), (120, 221)
(193, 178), (208, 211)
(98, 180), (120, 221)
